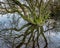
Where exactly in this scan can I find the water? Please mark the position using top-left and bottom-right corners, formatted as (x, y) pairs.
(0, 14), (60, 48)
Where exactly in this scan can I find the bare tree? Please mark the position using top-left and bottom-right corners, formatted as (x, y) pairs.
(0, 0), (55, 48)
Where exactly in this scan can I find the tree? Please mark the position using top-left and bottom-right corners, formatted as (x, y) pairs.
(0, 0), (54, 48)
(50, 0), (60, 21)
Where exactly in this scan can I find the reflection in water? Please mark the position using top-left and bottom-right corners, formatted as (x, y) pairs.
(0, 14), (60, 48)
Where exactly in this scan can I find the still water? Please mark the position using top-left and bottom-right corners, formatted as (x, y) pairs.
(0, 14), (60, 48)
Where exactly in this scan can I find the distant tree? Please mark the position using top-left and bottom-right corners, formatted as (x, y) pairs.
(50, 0), (60, 21)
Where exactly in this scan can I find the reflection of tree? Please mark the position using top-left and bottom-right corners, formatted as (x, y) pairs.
(0, 0), (55, 48)
(0, 14), (21, 48)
